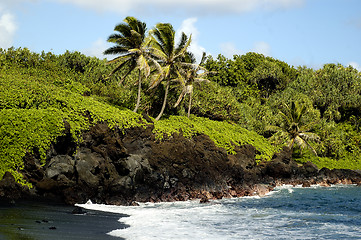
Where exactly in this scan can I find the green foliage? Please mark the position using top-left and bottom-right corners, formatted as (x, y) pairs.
(0, 67), (144, 130)
(296, 155), (361, 170)
(104, 17), (156, 113)
(266, 100), (320, 158)
(154, 115), (277, 161)
(312, 121), (361, 160)
(0, 108), (65, 187)
(149, 23), (192, 120)
(0, 50), (146, 185)
(191, 81), (243, 121)
(288, 64), (361, 121)
(2, 39), (361, 189)
(237, 97), (275, 133)
(204, 52), (298, 100)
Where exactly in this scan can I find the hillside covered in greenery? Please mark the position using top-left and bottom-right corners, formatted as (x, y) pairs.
(1, 18), (361, 186)
(0, 47), (276, 185)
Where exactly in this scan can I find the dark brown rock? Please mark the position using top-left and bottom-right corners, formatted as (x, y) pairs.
(6, 122), (361, 205)
(302, 161), (319, 177)
(0, 172), (28, 200)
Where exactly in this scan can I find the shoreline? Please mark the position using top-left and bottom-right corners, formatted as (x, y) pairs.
(77, 181), (360, 207)
(77, 184), (361, 240)
(0, 200), (127, 240)
(1, 157), (361, 206)
(1, 124), (361, 206)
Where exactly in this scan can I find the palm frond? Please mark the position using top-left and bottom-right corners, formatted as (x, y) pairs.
(299, 132), (320, 142)
(114, 23), (132, 37)
(107, 60), (131, 78)
(199, 52), (207, 65)
(303, 139), (318, 156)
(149, 65), (170, 89)
(155, 23), (175, 57)
(147, 57), (163, 75)
(174, 34), (192, 59)
(103, 46), (129, 56)
(148, 46), (168, 62)
(150, 27), (165, 49)
(176, 33), (189, 54)
(184, 51), (196, 64)
(117, 61), (137, 85)
(137, 55), (151, 77)
(172, 68), (186, 84)
(294, 136), (307, 149)
(163, 64), (172, 79)
(107, 33), (124, 43)
(143, 35), (153, 47)
(279, 111), (292, 128)
(265, 125), (284, 133)
(124, 16), (147, 37)
(297, 104), (307, 123)
(105, 54), (132, 65)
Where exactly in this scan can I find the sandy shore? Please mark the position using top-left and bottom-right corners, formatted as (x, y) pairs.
(0, 200), (127, 240)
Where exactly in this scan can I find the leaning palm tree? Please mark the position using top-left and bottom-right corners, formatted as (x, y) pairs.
(173, 52), (211, 118)
(104, 16), (159, 113)
(148, 23), (191, 121)
(268, 101), (320, 156)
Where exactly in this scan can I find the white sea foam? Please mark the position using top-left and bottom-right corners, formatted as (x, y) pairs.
(79, 200), (242, 240)
(76, 185), (361, 240)
(78, 197), (296, 239)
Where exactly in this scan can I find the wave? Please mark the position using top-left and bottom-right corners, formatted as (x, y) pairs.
(76, 185), (361, 240)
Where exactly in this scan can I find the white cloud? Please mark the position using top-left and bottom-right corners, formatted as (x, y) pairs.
(0, 9), (17, 49)
(220, 42), (242, 58)
(176, 18), (206, 62)
(82, 38), (109, 59)
(51, 0), (304, 15)
(252, 41), (271, 56)
(348, 62), (361, 71)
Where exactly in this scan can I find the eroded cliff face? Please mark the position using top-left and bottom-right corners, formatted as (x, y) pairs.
(1, 123), (361, 205)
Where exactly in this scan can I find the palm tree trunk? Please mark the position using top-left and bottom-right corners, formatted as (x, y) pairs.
(174, 89), (185, 108)
(155, 78), (170, 121)
(289, 138), (296, 154)
(187, 91), (192, 118)
(133, 69), (142, 113)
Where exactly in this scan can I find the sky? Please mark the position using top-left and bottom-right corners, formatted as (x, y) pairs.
(0, 0), (360, 70)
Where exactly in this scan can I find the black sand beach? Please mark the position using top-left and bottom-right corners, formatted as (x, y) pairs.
(0, 201), (127, 240)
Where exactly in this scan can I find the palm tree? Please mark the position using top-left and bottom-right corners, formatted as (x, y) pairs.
(104, 16), (159, 113)
(148, 23), (191, 121)
(268, 101), (320, 155)
(173, 52), (211, 118)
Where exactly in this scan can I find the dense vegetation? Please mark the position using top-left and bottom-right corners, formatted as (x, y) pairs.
(1, 17), (361, 185)
(204, 54), (361, 170)
(0, 47), (275, 185)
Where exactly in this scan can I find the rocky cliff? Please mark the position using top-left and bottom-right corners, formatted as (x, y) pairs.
(1, 123), (361, 205)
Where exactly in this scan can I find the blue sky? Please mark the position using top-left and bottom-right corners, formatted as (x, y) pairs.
(0, 0), (360, 70)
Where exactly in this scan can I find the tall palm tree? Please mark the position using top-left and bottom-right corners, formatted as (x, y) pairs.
(148, 23), (191, 121)
(268, 101), (320, 155)
(173, 52), (211, 118)
(104, 16), (159, 113)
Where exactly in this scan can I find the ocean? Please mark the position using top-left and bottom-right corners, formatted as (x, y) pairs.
(1, 184), (360, 240)
(78, 184), (361, 240)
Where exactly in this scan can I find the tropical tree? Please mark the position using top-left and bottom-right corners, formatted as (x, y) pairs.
(268, 101), (320, 155)
(148, 23), (191, 121)
(104, 16), (159, 113)
(173, 52), (211, 117)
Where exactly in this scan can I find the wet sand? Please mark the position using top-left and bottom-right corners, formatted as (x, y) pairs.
(0, 200), (127, 240)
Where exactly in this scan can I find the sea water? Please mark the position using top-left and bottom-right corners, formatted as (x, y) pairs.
(78, 184), (361, 240)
